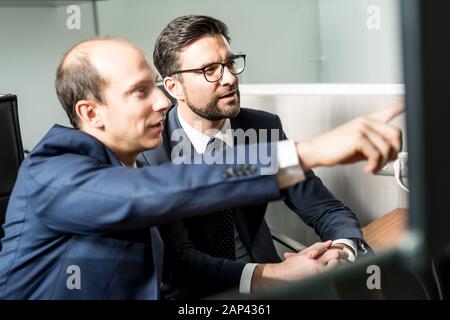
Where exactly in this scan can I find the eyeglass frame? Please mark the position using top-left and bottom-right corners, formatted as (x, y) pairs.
(168, 54), (246, 83)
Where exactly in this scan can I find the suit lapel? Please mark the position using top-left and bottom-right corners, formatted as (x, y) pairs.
(230, 114), (242, 137)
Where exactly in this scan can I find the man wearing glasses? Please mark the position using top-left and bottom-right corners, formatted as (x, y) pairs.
(140, 15), (400, 299)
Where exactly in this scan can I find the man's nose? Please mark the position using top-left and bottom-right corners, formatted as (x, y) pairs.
(152, 87), (172, 112)
(220, 65), (238, 86)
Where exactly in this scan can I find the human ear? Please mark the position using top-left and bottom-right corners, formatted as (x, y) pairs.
(75, 99), (104, 129)
(164, 76), (185, 102)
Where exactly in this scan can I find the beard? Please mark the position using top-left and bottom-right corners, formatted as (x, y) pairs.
(185, 89), (241, 121)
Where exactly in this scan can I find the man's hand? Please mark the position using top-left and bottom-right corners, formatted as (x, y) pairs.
(296, 105), (404, 173)
(316, 247), (350, 267)
(284, 245), (350, 267)
(251, 241), (334, 293)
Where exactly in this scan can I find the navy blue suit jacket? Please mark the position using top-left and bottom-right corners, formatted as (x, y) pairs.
(140, 106), (364, 298)
(0, 124), (283, 299)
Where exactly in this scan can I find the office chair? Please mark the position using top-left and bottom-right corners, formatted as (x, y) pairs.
(0, 94), (24, 251)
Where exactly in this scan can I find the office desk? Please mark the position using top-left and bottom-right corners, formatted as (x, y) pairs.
(361, 208), (408, 252)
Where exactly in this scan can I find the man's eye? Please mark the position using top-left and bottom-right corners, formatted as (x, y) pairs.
(204, 65), (218, 75)
(135, 87), (150, 95)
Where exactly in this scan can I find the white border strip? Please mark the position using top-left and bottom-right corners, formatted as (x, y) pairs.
(239, 84), (405, 96)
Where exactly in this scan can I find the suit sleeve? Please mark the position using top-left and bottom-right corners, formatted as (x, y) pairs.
(273, 115), (364, 241)
(26, 144), (281, 235)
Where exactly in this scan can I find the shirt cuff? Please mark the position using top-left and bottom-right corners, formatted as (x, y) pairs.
(239, 263), (258, 294)
(276, 140), (306, 188)
(332, 239), (357, 262)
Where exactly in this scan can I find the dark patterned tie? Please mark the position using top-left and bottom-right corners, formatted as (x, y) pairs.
(213, 208), (236, 260)
(206, 137), (236, 260)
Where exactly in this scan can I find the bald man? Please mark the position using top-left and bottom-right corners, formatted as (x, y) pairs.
(0, 37), (403, 299)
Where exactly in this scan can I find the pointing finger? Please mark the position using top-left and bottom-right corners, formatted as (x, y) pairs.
(368, 104), (404, 123)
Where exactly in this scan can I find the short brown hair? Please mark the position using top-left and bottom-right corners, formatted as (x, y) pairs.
(55, 38), (109, 128)
(153, 15), (230, 78)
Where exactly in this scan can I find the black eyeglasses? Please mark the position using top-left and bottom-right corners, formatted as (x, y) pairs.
(169, 54), (246, 83)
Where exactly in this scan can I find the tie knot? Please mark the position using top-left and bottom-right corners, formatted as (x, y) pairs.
(206, 136), (223, 154)
(207, 137), (216, 146)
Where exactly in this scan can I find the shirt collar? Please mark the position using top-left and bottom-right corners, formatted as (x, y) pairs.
(177, 106), (234, 154)
(119, 160), (138, 168)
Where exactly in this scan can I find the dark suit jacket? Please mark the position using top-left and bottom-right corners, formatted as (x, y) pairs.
(0, 124), (283, 299)
(140, 106), (364, 299)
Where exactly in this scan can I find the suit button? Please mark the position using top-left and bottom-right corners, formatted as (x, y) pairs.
(235, 167), (245, 176)
(223, 167), (235, 178)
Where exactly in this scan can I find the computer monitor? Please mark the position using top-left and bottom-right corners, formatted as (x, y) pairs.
(402, 0), (450, 259)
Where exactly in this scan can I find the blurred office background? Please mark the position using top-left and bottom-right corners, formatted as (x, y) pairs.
(0, 0), (407, 247)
